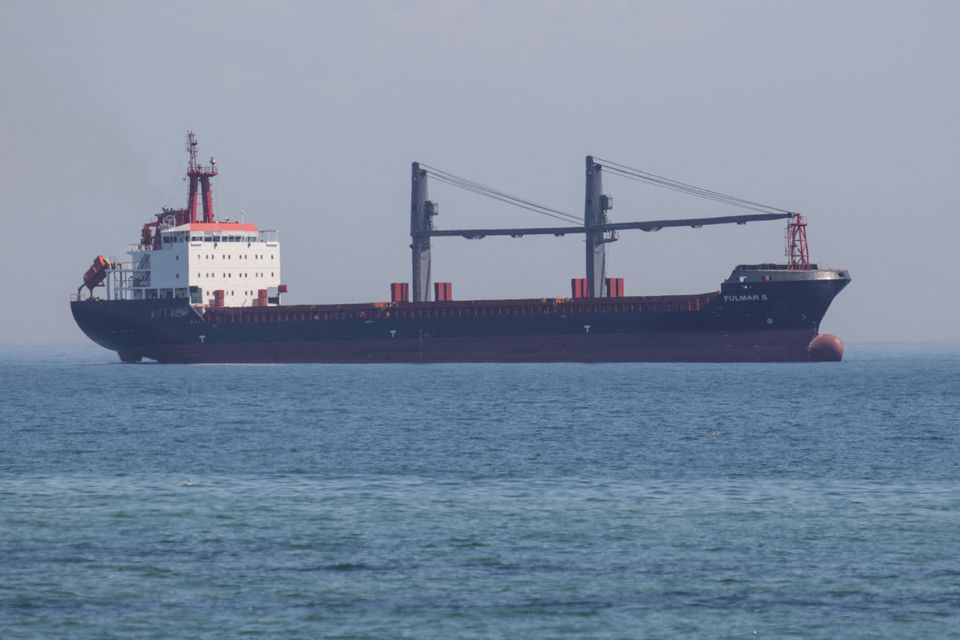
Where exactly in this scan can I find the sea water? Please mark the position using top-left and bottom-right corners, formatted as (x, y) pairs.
(1, 344), (958, 638)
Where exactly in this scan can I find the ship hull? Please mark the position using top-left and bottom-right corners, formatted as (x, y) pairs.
(81, 329), (820, 363)
(70, 267), (850, 363)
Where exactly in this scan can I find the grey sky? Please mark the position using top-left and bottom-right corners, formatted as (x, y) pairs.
(2, 0), (957, 344)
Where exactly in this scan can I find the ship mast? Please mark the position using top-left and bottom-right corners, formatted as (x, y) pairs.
(186, 131), (218, 224)
(410, 163), (433, 303)
(583, 156), (617, 297)
(786, 214), (811, 270)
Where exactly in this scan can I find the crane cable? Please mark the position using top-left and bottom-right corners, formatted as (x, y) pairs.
(593, 157), (794, 216)
(419, 164), (583, 225)
(418, 160), (794, 224)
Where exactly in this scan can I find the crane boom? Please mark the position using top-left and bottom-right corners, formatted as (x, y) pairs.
(428, 212), (793, 239)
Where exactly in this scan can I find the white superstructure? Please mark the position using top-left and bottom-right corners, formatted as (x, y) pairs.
(110, 221), (282, 307)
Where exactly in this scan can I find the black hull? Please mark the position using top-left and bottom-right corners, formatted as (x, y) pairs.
(75, 329), (822, 363)
(71, 268), (850, 363)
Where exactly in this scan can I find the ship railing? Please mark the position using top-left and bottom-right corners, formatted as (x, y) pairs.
(204, 293), (721, 325)
(258, 230), (279, 243)
(106, 261), (142, 301)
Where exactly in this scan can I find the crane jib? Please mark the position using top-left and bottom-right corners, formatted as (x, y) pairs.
(427, 212), (794, 238)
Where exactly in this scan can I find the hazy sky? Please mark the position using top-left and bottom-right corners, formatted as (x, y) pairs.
(2, 0), (958, 344)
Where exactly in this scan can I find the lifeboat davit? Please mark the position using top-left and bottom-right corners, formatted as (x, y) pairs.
(82, 255), (111, 293)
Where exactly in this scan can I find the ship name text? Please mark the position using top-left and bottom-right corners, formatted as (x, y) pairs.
(723, 294), (769, 302)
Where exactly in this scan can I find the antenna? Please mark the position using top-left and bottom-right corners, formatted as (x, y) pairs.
(187, 131), (199, 172)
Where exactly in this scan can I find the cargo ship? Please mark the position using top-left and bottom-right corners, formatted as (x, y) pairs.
(71, 134), (850, 363)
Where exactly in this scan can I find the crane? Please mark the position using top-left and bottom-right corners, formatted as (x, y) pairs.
(410, 156), (801, 302)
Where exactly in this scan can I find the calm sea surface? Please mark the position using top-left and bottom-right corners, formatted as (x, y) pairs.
(2, 344), (959, 638)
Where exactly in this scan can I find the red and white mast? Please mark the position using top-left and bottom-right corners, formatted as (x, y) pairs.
(186, 131), (218, 223)
(786, 214), (810, 270)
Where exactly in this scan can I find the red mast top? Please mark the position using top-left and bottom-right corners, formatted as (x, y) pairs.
(786, 214), (811, 270)
(186, 131), (218, 223)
